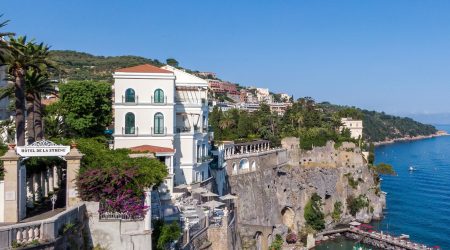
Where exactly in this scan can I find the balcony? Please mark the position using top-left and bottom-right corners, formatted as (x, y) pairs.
(122, 126), (139, 136)
(175, 98), (207, 106)
(175, 126), (202, 134)
(118, 95), (169, 105)
(151, 127), (167, 136)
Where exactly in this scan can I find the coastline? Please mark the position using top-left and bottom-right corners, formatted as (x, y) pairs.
(373, 130), (449, 146)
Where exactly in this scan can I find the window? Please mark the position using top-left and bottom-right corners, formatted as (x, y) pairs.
(125, 112), (135, 134)
(125, 88), (135, 103)
(154, 112), (164, 134)
(154, 89), (164, 103)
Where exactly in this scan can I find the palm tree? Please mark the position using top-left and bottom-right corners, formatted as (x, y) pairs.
(6, 36), (53, 146)
(25, 70), (57, 143)
(0, 15), (14, 64)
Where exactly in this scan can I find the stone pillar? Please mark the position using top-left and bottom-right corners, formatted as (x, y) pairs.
(44, 169), (49, 197)
(33, 172), (40, 201)
(41, 171), (48, 198)
(53, 165), (59, 189)
(26, 177), (34, 208)
(144, 188), (152, 231)
(1, 144), (20, 223)
(48, 168), (54, 193)
(204, 210), (210, 227)
(65, 144), (83, 207)
(185, 218), (190, 243)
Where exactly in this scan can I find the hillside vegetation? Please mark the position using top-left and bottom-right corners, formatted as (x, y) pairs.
(50, 50), (437, 144)
(49, 50), (164, 82)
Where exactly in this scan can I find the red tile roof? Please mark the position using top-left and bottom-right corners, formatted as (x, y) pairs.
(116, 64), (173, 74)
(130, 145), (175, 154)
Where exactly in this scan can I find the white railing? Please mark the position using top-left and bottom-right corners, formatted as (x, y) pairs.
(99, 211), (144, 221)
(0, 204), (86, 249)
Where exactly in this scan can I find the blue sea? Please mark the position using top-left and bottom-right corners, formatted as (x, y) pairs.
(373, 124), (450, 249)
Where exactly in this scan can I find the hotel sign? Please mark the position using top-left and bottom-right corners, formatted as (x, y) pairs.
(16, 140), (70, 157)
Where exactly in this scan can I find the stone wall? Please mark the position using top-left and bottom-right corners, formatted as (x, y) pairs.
(228, 139), (385, 249)
(84, 202), (152, 250)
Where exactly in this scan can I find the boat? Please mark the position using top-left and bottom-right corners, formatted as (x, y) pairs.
(409, 166), (416, 171)
(399, 234), (410, 239)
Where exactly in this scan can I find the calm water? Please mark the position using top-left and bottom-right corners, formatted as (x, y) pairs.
(373, 124), (450, 249)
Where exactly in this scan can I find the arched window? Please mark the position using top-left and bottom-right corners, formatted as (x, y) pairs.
(239, 158), (249, 171)
(125, 112), (135, 134)
(154, 113), (164, 134)
(154, 89), (164, 103)
(125, 88), (135, 103)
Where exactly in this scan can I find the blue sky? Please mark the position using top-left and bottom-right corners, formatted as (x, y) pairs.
(3, 1), (450, 120)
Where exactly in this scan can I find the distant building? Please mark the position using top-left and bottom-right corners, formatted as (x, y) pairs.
(256, 88), (272, 103)
(340, 117), (363, 139)
(280, 93), (291, 102)
(269, 102), (292, 116)
(208, 80), (238, 95)
(240, 89), (257, 103)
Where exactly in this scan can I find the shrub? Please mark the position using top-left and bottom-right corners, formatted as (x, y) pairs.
(332, 201), (343, 222)
(286, 232), (298, 244)
(156, 222), (181, 250)
(304, 193), (325, 231)
(347, 195), (369, 216)
(269, 234), (283, 250)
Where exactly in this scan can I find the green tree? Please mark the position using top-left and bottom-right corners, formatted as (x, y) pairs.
(166, 58), (179, 67)
(304, 193), (325, 231)
(25, 70), (57, 143)
(58, 81), (112, 137)
(156, 222), (181, 250)
(0, 15), (14, 64)
(5, 36), (53, 146)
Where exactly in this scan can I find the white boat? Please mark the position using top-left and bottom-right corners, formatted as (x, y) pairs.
(409, 166), (416, 171)
(399, 234), (410, 239)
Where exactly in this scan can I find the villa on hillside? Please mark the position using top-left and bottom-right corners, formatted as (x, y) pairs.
(112, 64), (211, 195)
(340, 117), (363, 139)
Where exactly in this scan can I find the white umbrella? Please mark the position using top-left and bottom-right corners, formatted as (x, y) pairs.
(219, 194), (237, 200)
(201, 191), (219, 198)
(191, 187), (208, 194)
(202, 200), (225, 209)
(349, 221), (361, 226)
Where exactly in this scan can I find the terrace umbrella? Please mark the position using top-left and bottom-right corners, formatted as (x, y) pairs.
(202, 200), (225, 209)
(220, 194), (238, 208)
(219, 194), (237, 200)
(201, 191), (219, 202)
(349, 221), (361, 227)
(191, 187), (208, 194)
(175, 184), (189, 189)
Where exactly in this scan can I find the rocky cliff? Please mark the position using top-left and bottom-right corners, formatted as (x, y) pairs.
(228, 139), (385, 249)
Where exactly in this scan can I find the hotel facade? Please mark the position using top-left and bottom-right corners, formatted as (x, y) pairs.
(113, 64), (211, 194)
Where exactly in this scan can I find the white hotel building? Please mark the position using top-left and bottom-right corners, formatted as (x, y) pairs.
(113, 64), (211, 194)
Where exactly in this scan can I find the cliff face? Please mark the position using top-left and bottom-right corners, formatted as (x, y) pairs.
(228, 140), (385, 248)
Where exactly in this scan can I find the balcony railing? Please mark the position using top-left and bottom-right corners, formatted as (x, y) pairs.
(122, 126), (139, 136)
(151, 127), (167, 136)
(119, 95), (169, 105)
(175, 98), (207, 105)
(176, 126), (191, 133)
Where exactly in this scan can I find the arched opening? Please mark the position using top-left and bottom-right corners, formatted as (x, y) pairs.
(239, 158), (249, 172)
(125, 112), (135, 134)
(251, 160), (256, 170)
(281, 206), (295, 230)
(232, 163), (237, 174)
(254, 231), (263, 250)
(154, 112), (164, 134)
(125, 88), (135, 103)
(154, 89), (164, 103)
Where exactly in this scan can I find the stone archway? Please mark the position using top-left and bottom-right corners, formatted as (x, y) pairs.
(239, 158), (249, 172)
(1, 141), (83, 223)
(281, 206), (295, 230)
(254, 231), (263, 250)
